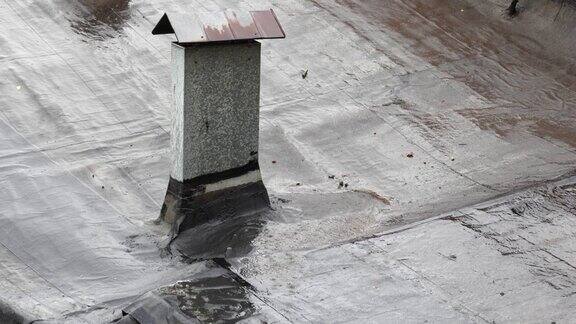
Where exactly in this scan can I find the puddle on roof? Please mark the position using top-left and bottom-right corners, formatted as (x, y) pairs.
(65, 0), (132, 40)
(171, 213), (266, 261)
(121, 263), (262, 323)
(157, 272), (256, 322)
(167, 181), (272, 261)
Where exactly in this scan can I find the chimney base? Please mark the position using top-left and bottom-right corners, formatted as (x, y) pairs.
(159, 162), (270, 236)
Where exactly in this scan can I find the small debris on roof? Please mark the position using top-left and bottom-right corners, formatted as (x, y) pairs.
(508, 0), (519, 17)
(301, 69), (308, 79)
(353, 189), (391, 205)
(406, 152), (414, 158)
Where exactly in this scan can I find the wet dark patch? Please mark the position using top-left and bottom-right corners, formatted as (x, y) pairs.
(508, 0), (520, 17)
(0, 299), (32, 324)
(172, 210), (267, 261)
(335, 0), (576, 150)
(64, 0), (132, 40)
(459, 107), (576, 149)
(157, 274), (255, 322)
(333, 0), (475, 65)
(531, 120), (576, 149)
(458, 108), (521, 138)
(122, 264), (259, 323)
(161, 179), (271, 260)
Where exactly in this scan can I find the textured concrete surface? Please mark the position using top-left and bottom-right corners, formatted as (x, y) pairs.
(171, 41), (262, 182)
(169, 43), (185, 182)
(162, 41), (266, 227)
(0, 0), (575, 322)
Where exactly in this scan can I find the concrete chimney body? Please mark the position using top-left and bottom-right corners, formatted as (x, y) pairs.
(161, 41), (268, 227)
(152, 10), (285, 232)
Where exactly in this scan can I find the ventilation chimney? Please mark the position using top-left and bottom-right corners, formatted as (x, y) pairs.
(152, 10), (285, 232)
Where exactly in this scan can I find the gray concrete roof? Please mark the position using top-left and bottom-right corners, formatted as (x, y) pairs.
(0, 0), (575, 322)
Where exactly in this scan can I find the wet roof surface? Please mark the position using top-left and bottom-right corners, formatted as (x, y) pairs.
(0, 0), (575, 322)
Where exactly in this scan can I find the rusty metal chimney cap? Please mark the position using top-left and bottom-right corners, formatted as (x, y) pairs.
(152, 9), (285, 44)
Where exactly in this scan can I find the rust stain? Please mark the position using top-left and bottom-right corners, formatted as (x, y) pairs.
(202, 24), (234, 42)
(334, 0), (576, 150)
(225, 12), (260, 39)
(458, 108), (521, 138)
(532, 120), (576, 149)
(353, 189), (391, 205)
(460, 108), (576, 149)
(250, 10), (285, 38)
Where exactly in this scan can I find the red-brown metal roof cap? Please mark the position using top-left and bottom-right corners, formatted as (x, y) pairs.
(152, 9), (285, 44)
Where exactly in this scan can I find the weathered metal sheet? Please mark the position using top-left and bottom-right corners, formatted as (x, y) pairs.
(250, 10), (285, 39)
(201, 11), (235, 42)
(169, 14), (207, 43)
(225, 10), (261, 40)
(152, 9), (285, 44)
